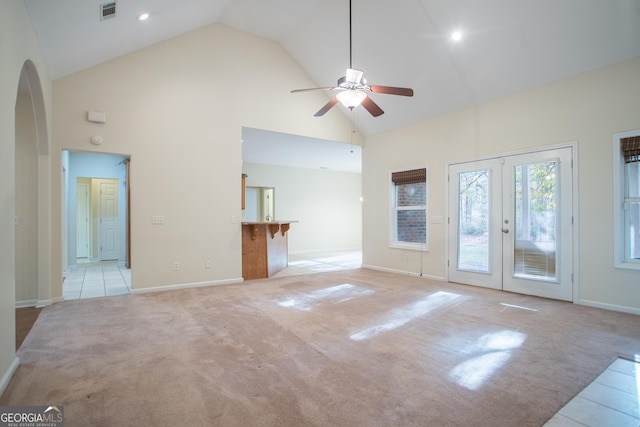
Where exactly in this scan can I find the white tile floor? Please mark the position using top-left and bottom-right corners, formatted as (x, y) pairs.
(544, 357), (640, 426)
(63, 261), (131, 300)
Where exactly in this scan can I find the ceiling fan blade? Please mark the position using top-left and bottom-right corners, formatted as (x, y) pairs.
(369, 85), (414, 97)
(291, 87), (335, 93)
(314, 97), (339, 117)
(361, 96), (384, 117)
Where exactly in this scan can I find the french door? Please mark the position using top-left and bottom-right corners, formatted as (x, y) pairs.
(448, 147), (574, 301)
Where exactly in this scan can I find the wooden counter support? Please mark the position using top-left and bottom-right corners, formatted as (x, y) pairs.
(242, 221), (297, 280)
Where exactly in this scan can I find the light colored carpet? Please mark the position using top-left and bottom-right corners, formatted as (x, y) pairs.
(2, 269), (639, 426)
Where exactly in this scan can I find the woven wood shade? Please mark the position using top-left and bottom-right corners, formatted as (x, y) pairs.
(622, 136), (640, 163)
(392, 168), (426, 185)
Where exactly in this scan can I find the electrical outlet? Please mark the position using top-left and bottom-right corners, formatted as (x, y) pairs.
(205, 260), (212, 269)
(173, 261), (180, 271)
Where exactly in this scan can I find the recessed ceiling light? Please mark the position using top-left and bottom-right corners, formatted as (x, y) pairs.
(451, 30), (463, 41)
(137, 12), (149, 21)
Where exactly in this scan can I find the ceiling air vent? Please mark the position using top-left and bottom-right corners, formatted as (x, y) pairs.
(100, 2), (117, 21)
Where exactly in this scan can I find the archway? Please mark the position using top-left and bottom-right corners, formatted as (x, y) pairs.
(14, 60), (51, 349)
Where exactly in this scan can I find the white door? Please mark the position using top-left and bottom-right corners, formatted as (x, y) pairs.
(448, 147), (574, 301)
(76, 183), (90, 258)
(100, 181), (119, 261)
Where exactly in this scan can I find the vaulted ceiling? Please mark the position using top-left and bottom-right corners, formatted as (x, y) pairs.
(25, 0), (640, 137)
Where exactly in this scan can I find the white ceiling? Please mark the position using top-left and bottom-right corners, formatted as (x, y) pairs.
(24, 0), (640, 171)
(242, 127), (361, 173)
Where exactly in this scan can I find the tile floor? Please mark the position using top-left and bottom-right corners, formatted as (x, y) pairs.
(544, 357), (640, 426)
(63, 260), (131, 300)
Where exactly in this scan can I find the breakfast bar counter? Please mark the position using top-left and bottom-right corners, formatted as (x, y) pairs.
(241, 221), (297, 280)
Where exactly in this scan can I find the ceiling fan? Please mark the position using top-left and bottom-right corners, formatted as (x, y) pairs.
(291, 0), (414, 117)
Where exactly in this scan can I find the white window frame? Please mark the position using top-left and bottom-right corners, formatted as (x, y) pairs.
(613, 130), (640, 270)
(389, 166), (429, 251)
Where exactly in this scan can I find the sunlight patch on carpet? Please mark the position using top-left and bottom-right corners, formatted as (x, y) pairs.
(350, 291), (466, 341)
(275, 284), (374, 311)
(448, 330), (527, 390)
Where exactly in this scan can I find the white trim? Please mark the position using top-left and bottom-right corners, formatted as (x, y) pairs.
(131, 277), (244, 294)
(613, 129), (640, 271)
(0, 357), (20, 397)
(362, 264), (445, 281)
(289, 247), (362, 255)
(576, 298), (640, 316)
(15, 299), (38, 308)
(36, 299), (53, 308)
(449, 140), (577, 166)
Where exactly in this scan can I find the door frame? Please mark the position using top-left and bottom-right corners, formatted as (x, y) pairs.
(75, 182), (90, 259)
(446, 142), (579, 302)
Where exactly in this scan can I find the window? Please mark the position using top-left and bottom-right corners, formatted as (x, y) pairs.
(613, 130), (640, 269)
(390, 167), (428, 250)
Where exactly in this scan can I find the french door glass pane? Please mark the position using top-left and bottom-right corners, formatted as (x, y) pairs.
(513, 161), (557, 280)
(457, 170), (490, 272)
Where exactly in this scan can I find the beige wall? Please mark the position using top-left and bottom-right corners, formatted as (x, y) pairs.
(1, 0), (53, 396)
(243, 163), (362, 252)
(363, 57), (640, 314)
(51, 23), (358, 293)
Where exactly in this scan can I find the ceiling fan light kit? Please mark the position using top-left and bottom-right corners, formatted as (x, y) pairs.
(336, 85), (367, 109)
(291, 0), (413, 118)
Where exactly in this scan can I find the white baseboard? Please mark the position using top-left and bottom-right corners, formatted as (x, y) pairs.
(361, 264), (445, 281)
(15, 300), (37, 308)
(288, 248), (362, 256)
(131, 277), (244, 295)
(0, 357), (19, 397)
(36, 299), (53, 308)
(576, 298), (640, 316)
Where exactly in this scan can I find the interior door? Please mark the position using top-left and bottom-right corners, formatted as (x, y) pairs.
(100, 180), (119, 261)
(448, 147), (574, 301)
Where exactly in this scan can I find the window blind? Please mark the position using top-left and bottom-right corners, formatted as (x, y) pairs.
(391, 168), (426, 185)
(621, 136), (640, 163)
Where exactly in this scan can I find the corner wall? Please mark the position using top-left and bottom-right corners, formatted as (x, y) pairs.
(51, 23), (359, 293)
(242, 163), (362, 253)
(0, 0), (53, 396)
(363, 56), (640, 313)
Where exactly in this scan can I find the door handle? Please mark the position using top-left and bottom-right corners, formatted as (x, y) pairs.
(502, 228), (509, 234)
